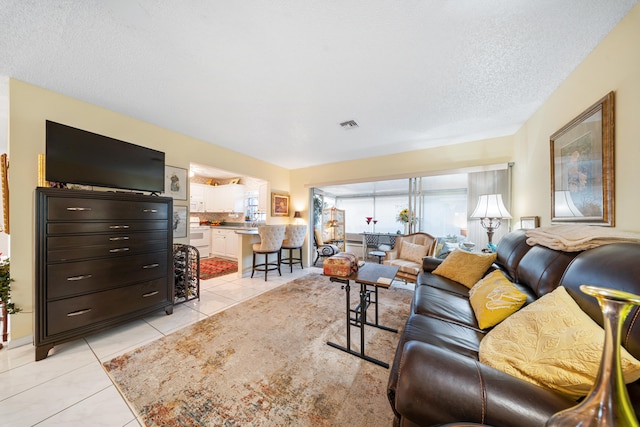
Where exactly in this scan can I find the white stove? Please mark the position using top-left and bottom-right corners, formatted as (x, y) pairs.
(189, 217), (210, 257)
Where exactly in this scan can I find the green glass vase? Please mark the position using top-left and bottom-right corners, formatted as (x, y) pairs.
(545, 285), (640, 427)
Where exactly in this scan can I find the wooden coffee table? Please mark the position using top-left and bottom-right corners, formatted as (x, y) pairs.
(325, 263), (399, 368)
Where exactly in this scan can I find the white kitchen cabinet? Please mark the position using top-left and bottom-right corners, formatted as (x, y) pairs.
(210, 228), (238, 259)
(190, 183), (206, 212)
(225, 230), (238, 258)
(258, 182), (268, 212)
(203, 184), (245, 213)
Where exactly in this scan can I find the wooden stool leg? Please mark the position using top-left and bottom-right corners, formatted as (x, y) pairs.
(264, 252), (269, 281)
(288, 248), (293, 272)
(251, 252), (256, 278)
(277, 250), (282, 276)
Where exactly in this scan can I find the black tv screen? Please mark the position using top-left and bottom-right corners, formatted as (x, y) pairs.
(46, 121), (165, 193)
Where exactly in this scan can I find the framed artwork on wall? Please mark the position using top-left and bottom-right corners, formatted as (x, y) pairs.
(520, 216), (540, 229)
(271, 192), (290, 217)
(173, 205), (187, 238)
(550, 91), (614, 226)
(1, 154), (8, 234)
(164, 165), (187, 200)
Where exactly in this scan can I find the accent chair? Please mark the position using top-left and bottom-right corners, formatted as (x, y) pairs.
(382, 232), (437, 283)
(313, 229), (340, 266)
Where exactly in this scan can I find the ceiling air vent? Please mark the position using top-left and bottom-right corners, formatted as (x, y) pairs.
(339, 120), (359, 129)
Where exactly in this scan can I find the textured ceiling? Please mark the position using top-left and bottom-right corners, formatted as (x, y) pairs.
(1, 1), (637, 169)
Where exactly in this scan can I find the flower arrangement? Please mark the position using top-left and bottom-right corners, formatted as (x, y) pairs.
(397, 208), (410, 224)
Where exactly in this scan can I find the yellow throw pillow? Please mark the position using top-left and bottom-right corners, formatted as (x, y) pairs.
(479, 286), (640, 399)
(432, 250), (497, 288)
(400, 241), (429, 264)
(469, 270), (527, 329)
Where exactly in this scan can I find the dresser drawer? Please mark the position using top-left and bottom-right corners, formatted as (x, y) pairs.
(47, 197), (168, 221)
(47, 278), (170, 336)
(48, 220), (168, 235)
(48, 231), (169, 262)
(47, 251), (168, 299)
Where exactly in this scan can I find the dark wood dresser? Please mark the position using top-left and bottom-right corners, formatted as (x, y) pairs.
(35, 188), (174, 360)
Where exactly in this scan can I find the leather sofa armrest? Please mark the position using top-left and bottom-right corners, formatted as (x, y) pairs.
(421, 256), (442, 273)
(395, 341), (574, 427)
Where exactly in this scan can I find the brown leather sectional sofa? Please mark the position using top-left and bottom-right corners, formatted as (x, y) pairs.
(387, 229), (640, 427)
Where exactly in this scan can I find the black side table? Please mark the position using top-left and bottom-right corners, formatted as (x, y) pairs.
(368, 250), (386, 263)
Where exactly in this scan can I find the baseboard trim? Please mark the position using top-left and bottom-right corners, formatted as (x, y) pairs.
(5, 335), (33, 349)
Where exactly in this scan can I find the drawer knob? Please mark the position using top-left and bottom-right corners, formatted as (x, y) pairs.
(142, 291), (159, 298)
(143, 209), (158, 213)
(67, 308), (92, 317)
(67, 274), (93, 281)
(109, 225), (130, 229)
(66, 207), (92, 211)
(109, 236), (130, 241)
(142, 263), (160, 269)
(109, 247), (130, 253)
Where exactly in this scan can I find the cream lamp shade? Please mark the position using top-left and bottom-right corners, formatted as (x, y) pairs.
(470, 194), (512, 220)
(470, 194), (512, 245)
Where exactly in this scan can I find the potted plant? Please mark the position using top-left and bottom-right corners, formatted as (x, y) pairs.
(0, 258), (20, 315)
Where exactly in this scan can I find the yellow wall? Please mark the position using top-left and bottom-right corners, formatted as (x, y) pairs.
(289, 135), (514, 223)
(512, 4), (640, 229)
(8, 80), (290, 340)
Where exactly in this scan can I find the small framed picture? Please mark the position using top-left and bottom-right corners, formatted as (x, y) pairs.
(520, 216), (540, 230)
(173, 205), (188, 238)
(164, 165), (188, 200)
(271, 192), (290, 217)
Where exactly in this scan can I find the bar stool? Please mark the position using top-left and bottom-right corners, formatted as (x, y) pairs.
(251, 225), (285, 281)
(281, 224), (307, 272)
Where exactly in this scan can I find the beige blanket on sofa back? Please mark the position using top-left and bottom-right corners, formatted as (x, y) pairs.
(525, 224), (640, 252)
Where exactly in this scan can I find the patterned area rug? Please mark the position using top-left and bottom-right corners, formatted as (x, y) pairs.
(199, 257), (238, 279)
(103, 273), (413, 426)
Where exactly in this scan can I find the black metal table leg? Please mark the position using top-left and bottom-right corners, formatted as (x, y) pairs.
(327, 277), (393, 368)
(363, 283), (398, 333)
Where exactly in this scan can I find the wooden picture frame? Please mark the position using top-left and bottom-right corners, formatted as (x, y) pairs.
(163, 165), (188, 200)
(550, 91), (614, 226)
(173, 205), (188, 238)
(520, 216), (539, 230)
(1, 154), (8, 234)
(271, 192), (290, 217)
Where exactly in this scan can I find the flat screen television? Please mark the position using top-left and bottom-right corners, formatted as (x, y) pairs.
(46, 120), (165, 193)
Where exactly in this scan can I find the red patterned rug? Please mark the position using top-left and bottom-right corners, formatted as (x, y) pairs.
(199, 257), (238, 280)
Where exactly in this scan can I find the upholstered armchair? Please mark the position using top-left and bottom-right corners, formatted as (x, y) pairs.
(281, 224), (307, 272)
(382, 232), (437, 283)
(251, 225), (286, 281)
(313, 229), (340, 266)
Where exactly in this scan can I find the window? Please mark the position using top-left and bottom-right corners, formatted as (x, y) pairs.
(314, 164), (511, 244)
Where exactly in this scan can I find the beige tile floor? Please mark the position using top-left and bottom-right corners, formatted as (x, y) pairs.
(0, 266), (322, 427)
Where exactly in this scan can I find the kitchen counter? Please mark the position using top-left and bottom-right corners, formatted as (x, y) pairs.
(234, 229), (261, 277)
(235, 229), (259, 235)
(190, 222), (263, 277)
(205, 224), (258, 231)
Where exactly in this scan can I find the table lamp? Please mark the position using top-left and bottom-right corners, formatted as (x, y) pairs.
(470, 194), (511, 247)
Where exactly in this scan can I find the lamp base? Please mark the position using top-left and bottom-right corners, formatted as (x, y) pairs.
(479, 218), (502, 244)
